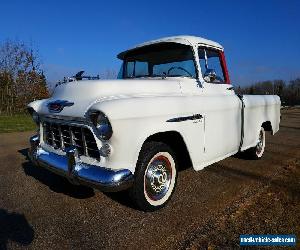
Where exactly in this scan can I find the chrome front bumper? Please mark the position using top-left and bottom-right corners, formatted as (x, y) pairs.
(28, 135), (134, 192)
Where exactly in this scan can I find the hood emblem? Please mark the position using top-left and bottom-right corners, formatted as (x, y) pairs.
(48, 100), (74, 113)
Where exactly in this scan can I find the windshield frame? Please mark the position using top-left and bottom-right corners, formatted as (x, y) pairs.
(118, 42), (199, 80)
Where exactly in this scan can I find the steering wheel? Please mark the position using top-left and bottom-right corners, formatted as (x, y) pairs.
(167, 66), (193, 78)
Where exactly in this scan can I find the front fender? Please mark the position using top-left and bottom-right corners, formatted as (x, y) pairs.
(88, 96), (192, 173)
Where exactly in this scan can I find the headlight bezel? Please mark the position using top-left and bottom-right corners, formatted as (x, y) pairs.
(89, 110), (113, 141)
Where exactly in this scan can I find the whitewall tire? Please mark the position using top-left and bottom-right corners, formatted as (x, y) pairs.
(129, 142), (178, 211)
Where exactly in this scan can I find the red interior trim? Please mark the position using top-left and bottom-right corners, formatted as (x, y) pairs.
(219, 51), (230, 84)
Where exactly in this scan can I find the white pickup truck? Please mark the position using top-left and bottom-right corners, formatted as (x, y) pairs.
(28, 36), (281, 211)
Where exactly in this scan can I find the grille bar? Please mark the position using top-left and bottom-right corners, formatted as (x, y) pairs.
(43, 121), (100, 160)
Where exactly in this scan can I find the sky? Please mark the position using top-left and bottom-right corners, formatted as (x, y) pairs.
(0, 0), (300, 87)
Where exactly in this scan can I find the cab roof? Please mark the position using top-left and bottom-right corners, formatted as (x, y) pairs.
(118, 35), (223, 59)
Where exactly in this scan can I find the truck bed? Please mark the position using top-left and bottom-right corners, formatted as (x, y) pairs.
(241, 95), (281, 151)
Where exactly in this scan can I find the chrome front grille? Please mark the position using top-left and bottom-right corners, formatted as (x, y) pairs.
(43, 121), (100, 160)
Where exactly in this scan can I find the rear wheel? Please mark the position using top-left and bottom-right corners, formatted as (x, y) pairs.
(245, 127), (265, 159)
(129, 142), (177, 211)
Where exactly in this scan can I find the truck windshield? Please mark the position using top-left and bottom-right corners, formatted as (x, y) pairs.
(118, 43), (196, 79)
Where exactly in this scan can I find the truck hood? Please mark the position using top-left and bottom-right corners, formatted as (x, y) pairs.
(31, 79), (182, 118)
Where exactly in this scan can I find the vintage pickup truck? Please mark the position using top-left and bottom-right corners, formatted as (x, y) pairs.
(28, 36), (281, 211)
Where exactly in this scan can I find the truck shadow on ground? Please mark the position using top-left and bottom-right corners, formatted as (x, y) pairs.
(232, 151), (254, 160)
(19, 148), (95, 199)
(0, 209), (34, 250)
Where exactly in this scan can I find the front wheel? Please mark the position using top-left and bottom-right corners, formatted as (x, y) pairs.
(245, 127), (266, 159)
(129, 142), (178, 211)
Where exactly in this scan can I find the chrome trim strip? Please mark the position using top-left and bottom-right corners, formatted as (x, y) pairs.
(41, 116), (89, 126)
(41, 114), (85, 122)
(58, 125), (64, 149)
(166, 114), (203, 122)
(81, 127), (88, 156)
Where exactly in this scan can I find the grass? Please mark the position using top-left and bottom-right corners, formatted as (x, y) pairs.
(0, 114), (37, 133)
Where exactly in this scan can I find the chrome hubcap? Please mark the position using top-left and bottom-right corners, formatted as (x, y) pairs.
(145, 155), (172, 201)
(256, 130), (264, 155)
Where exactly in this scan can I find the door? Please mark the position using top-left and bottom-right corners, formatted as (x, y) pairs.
(197, 47), (242, 165)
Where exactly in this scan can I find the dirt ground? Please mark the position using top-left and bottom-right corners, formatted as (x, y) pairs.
(0, 108), (299, 250)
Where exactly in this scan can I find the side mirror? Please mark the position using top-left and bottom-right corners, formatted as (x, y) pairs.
(204, 69), (217, 83)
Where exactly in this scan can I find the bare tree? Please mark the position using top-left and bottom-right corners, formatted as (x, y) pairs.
(0, 40), (49, 115)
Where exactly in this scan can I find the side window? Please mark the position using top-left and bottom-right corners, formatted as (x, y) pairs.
(198, 48), (225, 83)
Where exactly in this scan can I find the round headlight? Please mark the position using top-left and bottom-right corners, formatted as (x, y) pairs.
(92, 112), (113, 141)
